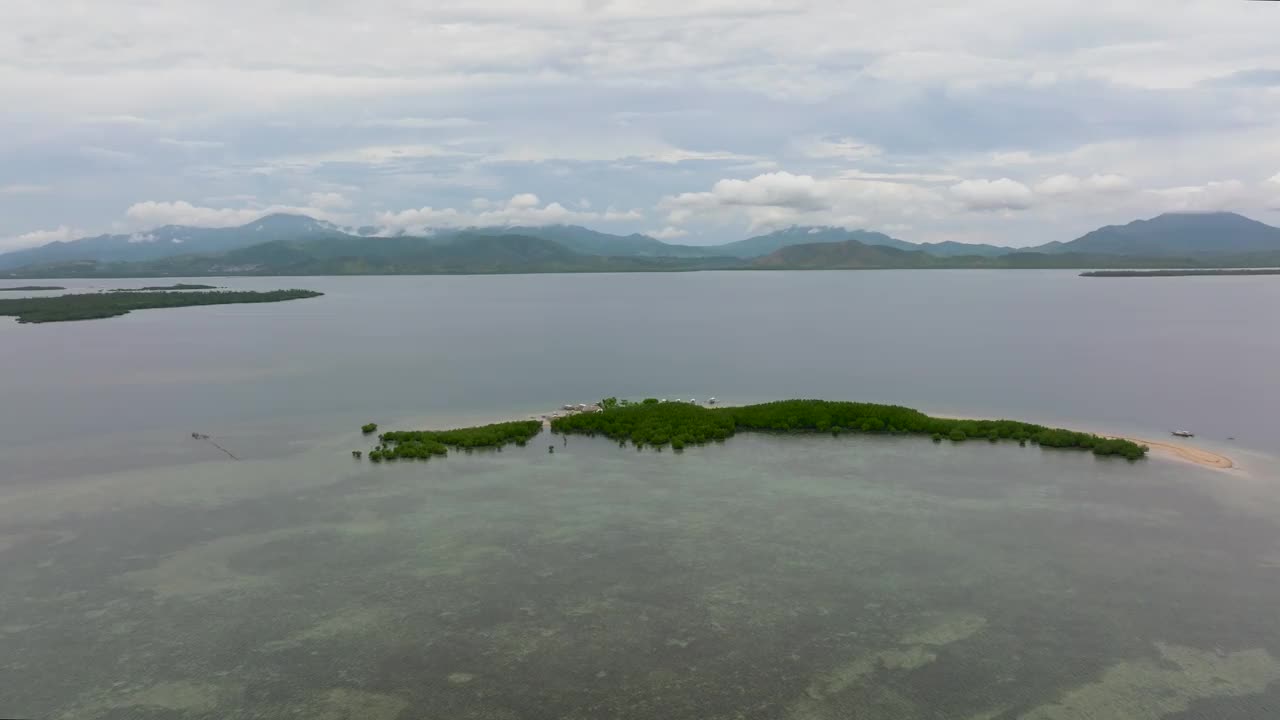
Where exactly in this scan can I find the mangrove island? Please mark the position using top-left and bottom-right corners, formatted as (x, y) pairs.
(363, 420), (543, 463)
(0, 285), (65, 291)
(116, 283), (221, 291)
(360, 399), (1148, 463)
(0, 289), (323, 323)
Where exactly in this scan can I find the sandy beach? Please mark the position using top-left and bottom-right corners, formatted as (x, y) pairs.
(1120, 437), (1235, 470)
(926, 410), (1237, 471)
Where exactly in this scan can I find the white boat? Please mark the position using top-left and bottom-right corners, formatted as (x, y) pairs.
(1171, 430), (1195, 438)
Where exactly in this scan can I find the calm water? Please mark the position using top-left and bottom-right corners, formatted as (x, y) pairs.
(1, 271), (1279, 718)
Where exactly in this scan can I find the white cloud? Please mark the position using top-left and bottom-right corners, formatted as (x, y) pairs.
(650, 226), (689, 240)
(265, 144), (474, 170)
(0, 226), (84, 253)
(1146, 180), (1252, 213)
(157, 138), (226, 150)
(376, 194), (644, 234)
(354, 117), (478, 129)
(488, 141), (759, 166)
(950, 178), (1035, 211)
(124, 200), (346, 228)
(7, 1), (1280, 245)
(660, 171), (945, 231)
(798, 137), (883, 161)
(306, 192), (352, 210)
(1035, 174), (1133, 197)
(0, 184), (52, 195)
(80, 146), (141, 165)
(79, 115), (153, 126)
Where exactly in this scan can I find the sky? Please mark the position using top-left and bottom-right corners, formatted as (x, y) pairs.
(3, 0), (1280, 252)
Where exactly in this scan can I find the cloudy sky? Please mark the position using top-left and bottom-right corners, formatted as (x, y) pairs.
(3, 0), (1280, 251)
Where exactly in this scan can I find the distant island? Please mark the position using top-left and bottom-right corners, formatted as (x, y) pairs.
(0, 289), (323, 323)
(0, 285), (64, 291)
(358, 399), (1149, 462)
(116, 283), (220, 291)
(3, 211), (1280, 278)
(1082, 269), (1280, 278)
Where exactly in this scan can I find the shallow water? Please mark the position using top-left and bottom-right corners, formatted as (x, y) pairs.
(4, 432), (1280, 718)
(1, 270), (1279, 717)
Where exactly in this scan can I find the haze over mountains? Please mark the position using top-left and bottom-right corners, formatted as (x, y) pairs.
(3, 211), (1279, 277)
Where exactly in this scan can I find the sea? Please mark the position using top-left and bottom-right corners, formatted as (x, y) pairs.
(1, 270), (1278, 719)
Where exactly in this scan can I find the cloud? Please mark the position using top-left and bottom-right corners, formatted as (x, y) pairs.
(0, 184), (52, 195)
(306, 192), (352, 210)
(7, 1), (1280, 246)
(157, 138), (226, 150)
(124, 200), (346, 228)
(354, 117), (478, 129)
(376, 194), (643, 234)
(798, 137), (883, 161)
(1035, 174), (1133, 197)
(80, 146), (141, 165)
(660, 171), (944, 231)
(950, 178), (1035, 211)
(650, 226), (689, 240)
(1146, 180), (1252, 213)
(264, 144), (474, 171)
(0, 226), (84, 253)
(1201, 69), (1280, 88)
(487, 141), (760, 166)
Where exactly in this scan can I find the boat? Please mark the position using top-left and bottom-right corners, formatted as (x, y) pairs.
(1171, 430), (1195, 438)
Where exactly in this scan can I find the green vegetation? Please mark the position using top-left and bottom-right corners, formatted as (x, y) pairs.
(551, 399), (1148, 461)
(0, 285), (64, 291)
(116, 283), (220, 291)
(0, 289), (322, 323)
(365, 420), (543, 462)
(361, 423), (378, 435)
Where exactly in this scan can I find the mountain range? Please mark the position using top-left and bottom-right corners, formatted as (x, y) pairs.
(3, 211), (1279, 277)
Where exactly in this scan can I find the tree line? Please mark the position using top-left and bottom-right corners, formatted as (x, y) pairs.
(0, 289), (323, 323)
(365, 420), (544, 463)
(551, 399), (1148, 460)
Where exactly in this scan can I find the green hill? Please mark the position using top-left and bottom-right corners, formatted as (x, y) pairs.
(718, 226), (918, 258)
(1035, 212), (1280, 256)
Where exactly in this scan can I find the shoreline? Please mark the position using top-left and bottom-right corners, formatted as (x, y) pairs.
(1117, 436), (1234, 470)
(376, 402), (1241, 472)
(922, 410), (1238, 471)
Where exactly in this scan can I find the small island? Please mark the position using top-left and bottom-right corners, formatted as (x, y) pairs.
(364, 421), (543, 463)
(360, 399), (1148, 463)
(115, 283), (221, 291)
(0, 285), (65, 291)
(0, 289), (323, 323)
(1082, 269), (1280, 278)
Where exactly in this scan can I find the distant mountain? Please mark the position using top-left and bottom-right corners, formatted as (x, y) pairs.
(918, 240), (1017, 258)
(464, 225), (717, 258)
(0, 213), (344, 270)
(9, 211), (1280, 278)
(746, 239), (1280, 271)
(715, 226), (918, 258)
(750, 239), (945, 269)
(8, 232), (736, 278)
(1038, 212), (1280, 256)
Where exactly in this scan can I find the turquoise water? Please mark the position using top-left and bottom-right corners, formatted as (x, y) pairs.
(1, 271), (1279, 717)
